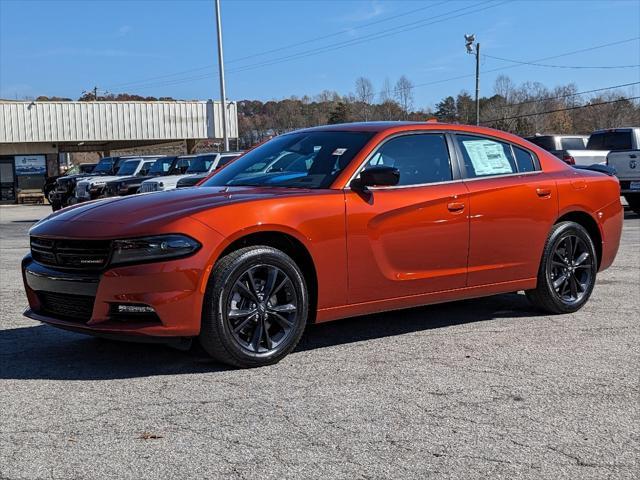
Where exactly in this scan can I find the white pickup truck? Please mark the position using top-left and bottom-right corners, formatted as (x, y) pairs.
(565, 128), (640, 214)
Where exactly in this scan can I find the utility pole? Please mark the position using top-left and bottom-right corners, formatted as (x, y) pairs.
(82, 86), (100, 101)
(465, 34), (480, 125)
(215, 0), (229, 152)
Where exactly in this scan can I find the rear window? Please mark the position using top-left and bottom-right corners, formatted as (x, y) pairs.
(560, 137), (586, 150)
(587, 132), (633, 151)
(527, 136), (556, 151)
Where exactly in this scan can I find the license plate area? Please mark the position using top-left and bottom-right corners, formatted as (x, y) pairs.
(630, 181), (640, 190)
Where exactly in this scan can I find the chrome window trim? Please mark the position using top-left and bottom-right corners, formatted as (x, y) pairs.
(460, 170), (543, 183)
(344, 130), (457, 190)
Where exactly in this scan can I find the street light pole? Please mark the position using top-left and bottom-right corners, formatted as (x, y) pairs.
(465, 34), (480, 125)
(474, 42), (480, 126)
(214, 0), (229, 151)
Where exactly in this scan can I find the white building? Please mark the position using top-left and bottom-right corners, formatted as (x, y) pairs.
(0, 100), (237, 202)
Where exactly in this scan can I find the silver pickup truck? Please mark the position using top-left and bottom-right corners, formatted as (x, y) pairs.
(563, 128), (640, 214)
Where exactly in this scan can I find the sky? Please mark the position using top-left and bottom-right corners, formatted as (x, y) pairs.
(1, 0), (639, 109)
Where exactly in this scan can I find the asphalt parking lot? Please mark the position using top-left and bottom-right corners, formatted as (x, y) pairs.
(0, 204), (638, 479)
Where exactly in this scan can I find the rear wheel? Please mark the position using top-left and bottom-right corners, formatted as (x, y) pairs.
(526, 221), (597, 314)
(199, 246), (308, 368)
(624, 193), (640, 215)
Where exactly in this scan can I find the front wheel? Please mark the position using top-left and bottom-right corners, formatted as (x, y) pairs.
(199, 246), (309, 368)
(526, 221), (597, 314)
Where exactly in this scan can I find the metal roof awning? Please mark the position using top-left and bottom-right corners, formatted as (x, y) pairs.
(0, 100), (237, 151)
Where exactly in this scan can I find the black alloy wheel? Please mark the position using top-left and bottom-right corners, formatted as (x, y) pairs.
(200, 246), (308, 367)
(547, 233), (594, 305)
(226, 264), (299, 354)
(526, 221), (597, 314)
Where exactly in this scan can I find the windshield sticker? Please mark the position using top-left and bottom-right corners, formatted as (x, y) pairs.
(462, 139), (513, 175)
(332, 148), (347, 156)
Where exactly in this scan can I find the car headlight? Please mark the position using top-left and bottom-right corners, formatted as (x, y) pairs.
(111, 234), (201, 265)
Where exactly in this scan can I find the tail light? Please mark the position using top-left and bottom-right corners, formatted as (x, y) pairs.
(562, 154), (575, 165)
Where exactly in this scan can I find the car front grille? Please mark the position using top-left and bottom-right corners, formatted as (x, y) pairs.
(140, 183), (158, 193)
(76, 183), (89, 198)
(104, 184), (117, 197)
(37, 291), (95, 322)
(56, 180), (74, 193)
(31, 237), (112, 270)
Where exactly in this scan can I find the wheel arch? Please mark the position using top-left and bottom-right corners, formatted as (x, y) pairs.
(215, 230), (319, 323)
(555, 210), (603, 270)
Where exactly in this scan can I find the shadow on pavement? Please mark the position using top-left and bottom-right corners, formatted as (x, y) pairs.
(0, 293), (540, 381)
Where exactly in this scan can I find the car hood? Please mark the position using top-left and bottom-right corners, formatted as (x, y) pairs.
(107, 175), (156, 186)
(30, 186), (315, 237)
(78, 175), (124, 185)
(145, 173), (205, 185)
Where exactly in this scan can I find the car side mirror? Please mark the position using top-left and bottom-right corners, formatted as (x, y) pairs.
(350, 166), (400, 190)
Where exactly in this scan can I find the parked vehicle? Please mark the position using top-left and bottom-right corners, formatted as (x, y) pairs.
(51, 156), (134, 210)
(139, 152), (242, 192)
(176, 173), (206, 188)
(103, 156), (184, 197)
(23, 122), (623, 368)
(525, 134), (588, 164)
(44, 163), (96, 208)
(561, 127), (640, 166)
(74, 157), (160, 202)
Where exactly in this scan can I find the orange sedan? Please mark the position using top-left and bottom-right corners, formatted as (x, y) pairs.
(22, 122), (623, 367)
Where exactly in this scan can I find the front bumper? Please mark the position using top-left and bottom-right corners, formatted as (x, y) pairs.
(619, 181), (640, 194)
(22, 250), (211, 338)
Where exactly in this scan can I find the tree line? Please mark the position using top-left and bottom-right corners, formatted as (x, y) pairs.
(31, 73), (640, 149)
(236, 74), (639, 148)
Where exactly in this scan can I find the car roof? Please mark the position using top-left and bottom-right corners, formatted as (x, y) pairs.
(295, 121), (431, 133)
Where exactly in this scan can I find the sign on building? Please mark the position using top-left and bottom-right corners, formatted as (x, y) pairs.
(15, 155), (47, 176)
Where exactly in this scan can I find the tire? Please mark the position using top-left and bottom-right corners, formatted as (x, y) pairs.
(526, 221), (598, 314)
(623, 193), (640, 215)
(199, 246), (309, 368)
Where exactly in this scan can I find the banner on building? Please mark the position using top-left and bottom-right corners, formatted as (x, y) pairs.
(15, 155), (46, 176)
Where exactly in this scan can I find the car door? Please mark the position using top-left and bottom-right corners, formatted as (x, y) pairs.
(345, 132), (470, 304)
(452, 133), (558, 286)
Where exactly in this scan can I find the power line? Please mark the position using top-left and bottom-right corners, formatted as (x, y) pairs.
(106, 0), (451, 90)
(483, 53), (640, 69)
(481, 96), (640, 124)
(226, 1), (508, 75)
(226, 0), (451, 65)
(498, 81), (640, 109)
(386, 37), (640, 99)
(108, 0), (508, 91)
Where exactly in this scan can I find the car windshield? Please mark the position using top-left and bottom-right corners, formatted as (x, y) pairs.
(116, 160), (140, 176)
(186, 155), (216, 173)
(202, 131), (374, 189)
(149, 157), (175, 175)
(93, 158), (115, 173)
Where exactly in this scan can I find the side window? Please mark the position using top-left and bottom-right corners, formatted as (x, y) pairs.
(513, 146), (537, 173)
(455, 135), (517, 178)
(362, 134), (452, 186)
(176, 158), (191, 174)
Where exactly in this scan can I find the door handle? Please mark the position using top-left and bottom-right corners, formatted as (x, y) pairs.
(630, 154), (637, 159)
(536, 188), (551, 198)
(447, 201), (465, 212)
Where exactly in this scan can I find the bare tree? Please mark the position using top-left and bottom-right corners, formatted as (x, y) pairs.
(354, 77), (375, 121)
(394, 75), (414, 119)
(379, 77), (393, 104)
